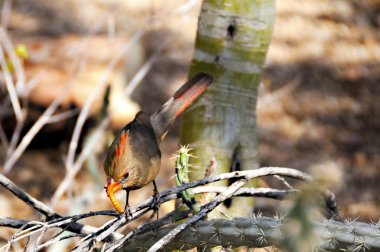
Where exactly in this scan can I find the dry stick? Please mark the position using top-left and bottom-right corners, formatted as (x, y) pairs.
(1, 31), (80, 173)
(0, 217), (30, 229)
(0, 29), (27, 159)
(3, 81), (71, 172)
(0, 173), (57, 218)
(31, 226), (47, 252)
(35, 233), (80, 251)
(0, 173), (122, 241)
(3, 211), (117, 246)
(0, 209), (117, 230)
(1, 0), (11, 29)
(0, 31), (23, 122)
(273, 175), (294, 190)
(193, 187), (296, 200)
(6, 75), (46, 160)
(0, 27), (26, 93)
(46, 109), (80, 124)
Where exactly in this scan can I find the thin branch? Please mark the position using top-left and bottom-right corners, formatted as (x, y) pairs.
(46, 108), (79, 124)
(0, 30), (23, 122)
(1, 0), (11, 29)
(0, 27), (26, 93)
(159, 167), (312, 199)
(273, 175), (294, 190)
(3, 83), (71, 172)
(35, 233), (81, 251)
(0, 173), (57, 218)
(0, 173), (122, 240)
(0, 217), (30, 229)
(193, 186), (296, 200)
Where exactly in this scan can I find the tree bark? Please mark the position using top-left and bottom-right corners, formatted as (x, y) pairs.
(180, 0), (276, 218)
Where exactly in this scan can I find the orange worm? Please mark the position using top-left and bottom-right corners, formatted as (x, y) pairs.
(106, 182), (123, 213)
(108, 191), (123, 213)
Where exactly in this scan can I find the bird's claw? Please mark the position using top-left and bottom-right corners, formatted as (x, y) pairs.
(123, 204), (132, 218)
(151, 191), (160, 219)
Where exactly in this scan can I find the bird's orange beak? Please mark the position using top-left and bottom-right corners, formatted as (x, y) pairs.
(106, 179), (123, 213)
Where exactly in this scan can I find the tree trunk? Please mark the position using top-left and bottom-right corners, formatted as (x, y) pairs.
(180, 0), (276, 218)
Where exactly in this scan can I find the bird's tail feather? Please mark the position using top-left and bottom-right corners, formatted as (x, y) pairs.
(150, 72), (213, 141)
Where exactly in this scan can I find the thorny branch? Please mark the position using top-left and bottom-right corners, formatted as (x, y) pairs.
(0, 166), (333, 251)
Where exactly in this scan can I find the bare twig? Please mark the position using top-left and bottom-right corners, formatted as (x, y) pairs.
(46, 108), (80, 124)
(35, 233), (81, 251)
(0, 29), (23, 122)
(1, 0), (11, 29)
(193, 186), (296, 199)
(0, 173), (57, 218)
(0, 27), (26, 93)
(0, 217), (30, 229)
(3, 82), (71, 172)
(273, 175), (294, 190)
(0, 172), (122, 242)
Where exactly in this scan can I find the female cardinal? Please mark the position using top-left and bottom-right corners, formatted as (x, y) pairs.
(104, 72), (213, 214)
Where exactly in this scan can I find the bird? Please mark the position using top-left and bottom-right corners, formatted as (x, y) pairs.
(103, 72), (213, 214)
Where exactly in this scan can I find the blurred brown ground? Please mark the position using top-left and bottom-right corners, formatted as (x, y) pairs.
(0, 0), (379, 244)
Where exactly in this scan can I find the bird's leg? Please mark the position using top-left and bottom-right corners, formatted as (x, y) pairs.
(117, 172), (132, 217)
(123, 189), (132, 217)
(152, 180), (160, 219)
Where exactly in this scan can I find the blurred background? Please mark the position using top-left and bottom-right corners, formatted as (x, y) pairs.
(0, 0), (379, 245)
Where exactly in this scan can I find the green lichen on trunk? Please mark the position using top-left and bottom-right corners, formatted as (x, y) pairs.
(180, 0), (275, 218)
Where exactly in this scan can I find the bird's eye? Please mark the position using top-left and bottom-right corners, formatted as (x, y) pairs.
(119, 172), (129, 184)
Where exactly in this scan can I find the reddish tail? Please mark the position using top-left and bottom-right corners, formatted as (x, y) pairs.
(150, 72), (213, 141)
